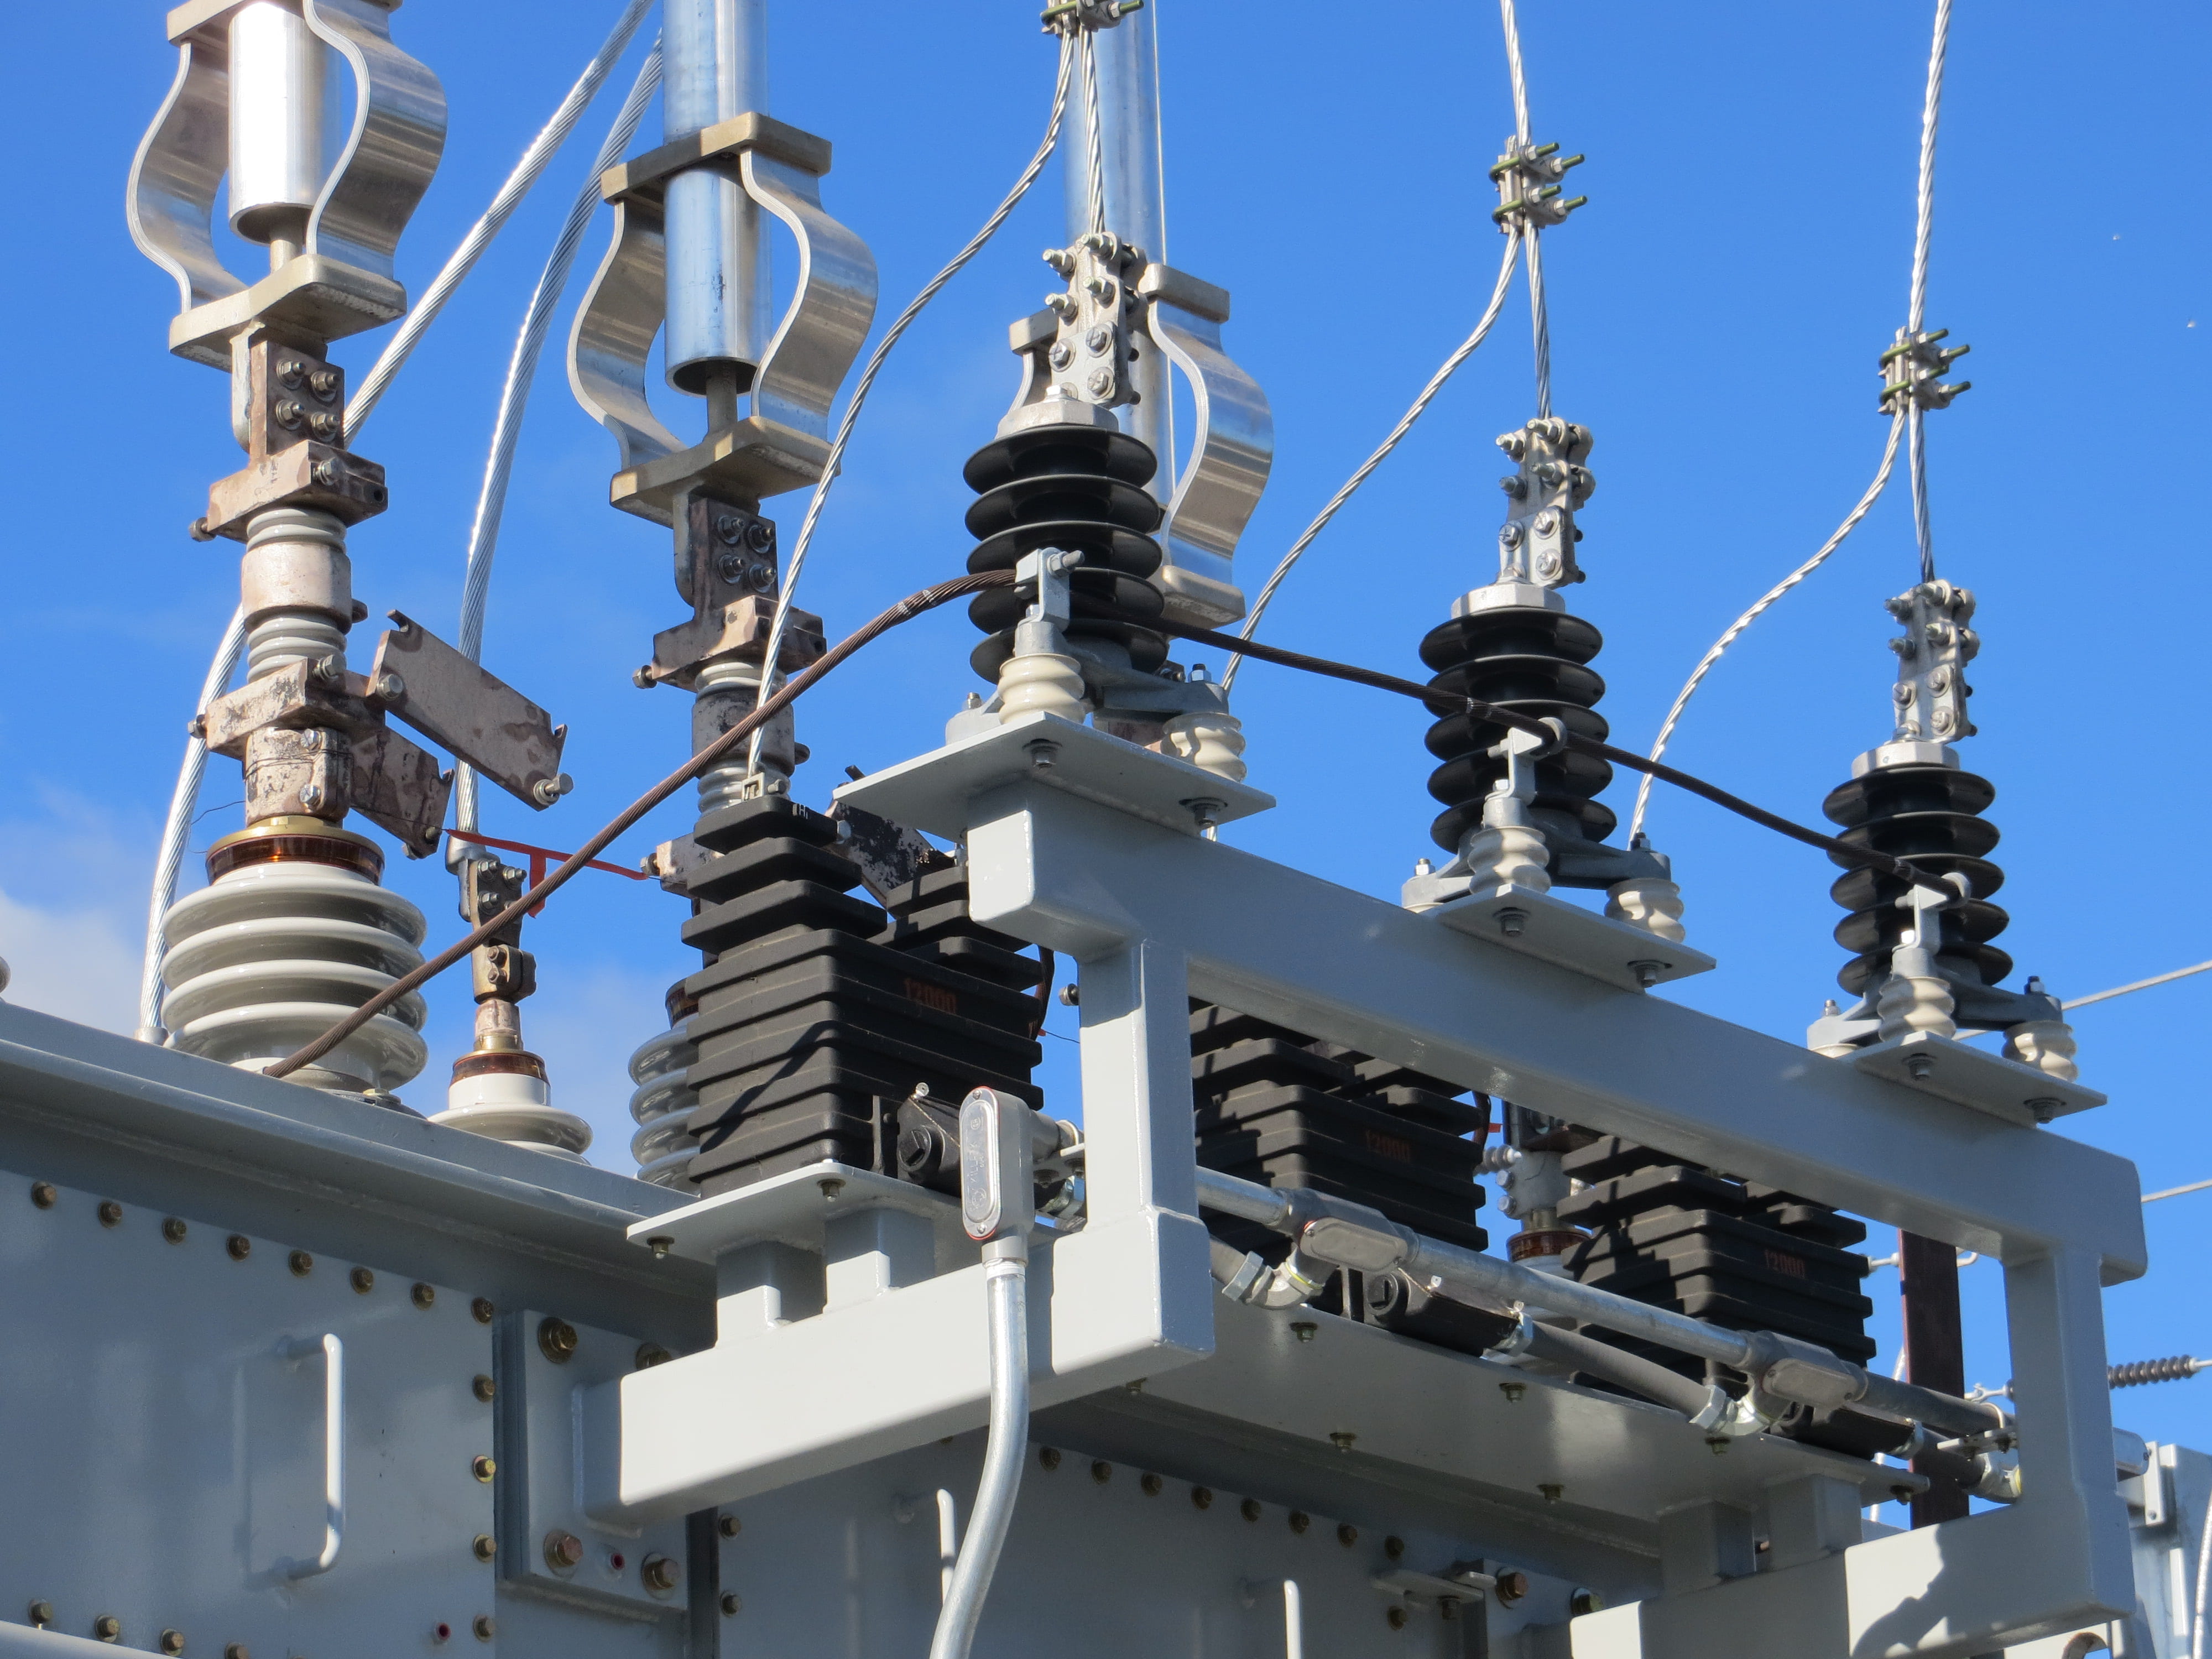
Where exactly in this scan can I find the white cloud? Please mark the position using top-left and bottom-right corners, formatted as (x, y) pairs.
(0, 885), (141, 1035)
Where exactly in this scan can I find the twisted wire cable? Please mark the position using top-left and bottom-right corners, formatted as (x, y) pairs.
(346, 0), (655, 441)
(137, 606), (248, 1042)
(452, 42), (663, 835)
(1499, 0), (1552, 418)
(1627, 413), (1906, 841)
(1082, 25), (1108, 238)
(1630, 0), (1954, 838)
(1221, 231), (1520, 692)
(745, 31), (1077, 773)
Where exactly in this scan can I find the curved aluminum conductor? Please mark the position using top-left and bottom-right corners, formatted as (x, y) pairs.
(567, 113), (878, 521)
(300, 0), (447, 285)
(126, 19), (245, 320)
(568, 196), (684, 482)
(1139, 265), (1273, 628)
(126, 0), (446, 366)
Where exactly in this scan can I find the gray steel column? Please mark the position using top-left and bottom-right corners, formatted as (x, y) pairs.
(1064, 8), (1174, 494)
(664, 0), (772, 409)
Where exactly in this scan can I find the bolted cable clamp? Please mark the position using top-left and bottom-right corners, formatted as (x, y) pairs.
(1879, 327), (1973, 414)
(1490, 139), (1587, 232)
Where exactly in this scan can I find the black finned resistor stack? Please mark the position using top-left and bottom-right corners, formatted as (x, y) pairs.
(1419, 608), (1618, 875)
(1822, 763), (2010, 996)
(677, 796), (1044, 1194)
(1191, 1004), (1493, 1349)
(1558, 1137), (1875, 1382)
(962, 424), (1169, 683)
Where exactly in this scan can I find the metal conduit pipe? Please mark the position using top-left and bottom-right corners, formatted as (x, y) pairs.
(929, 1234), (1029, 1659)
(1192, 1166), (2006, 1441)
(1515, 1321), (1722, 1420)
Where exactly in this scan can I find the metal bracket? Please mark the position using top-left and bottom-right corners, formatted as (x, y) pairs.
(567, 113), (878, 523)
(1428, 884), (1716, 994)
(367, 612), (570, 808)
(1135, 265), (1274, 628)
(1849, 1032), (2106, 1128)
(127, 0), (446, 366)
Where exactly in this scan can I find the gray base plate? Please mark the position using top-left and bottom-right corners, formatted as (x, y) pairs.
(1428, 883), (1716, 992)
(1849, 1031), (2105, 1126)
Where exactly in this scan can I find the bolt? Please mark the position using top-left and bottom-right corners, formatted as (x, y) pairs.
(745, 560), (775, 592)
(1240, 1500), (1262, 1523)
(27, 1601), (51, 1628)
(1705, 1434), (1730, 1456)
(187, 715), (208, 740)
(743, 519), (774, 554)
(312, 457), (343, 487)
(307, 369), (340, 403)
(1291, 1321), (1317, 1342)
(472, 1616), (494, 1642)
(97, 1201), (122, 1228)
(1500, 1380), (1526, 1402)
(350, 1266), (374, 1294)
(1191, 1486), (1213, 1510)
(720, 1594), (743, 1617)
(1498, 907), (1528, 939)
(1027, 740), (1060, 770)
(227, 1234), (251, 1260)
(714, 550), (748, 585)
(188, 517), (216, 541)
(274, 399), (304, 430)
(1058, 983), (1079, 1006)
(1386, 1608), (1408, 1631)
(635, 1343), (672, 1369)
(1330, 1432), (1356, 1453)
(1048, 342), (1074, 370)
(224, 1648), (247, 1659)
(1384, 1536), (1405, 1560)
(1533, 510), (1558, 534)
(1500, 523), (1524, 547)
(472, 1535), (497, 1562)
(472, 1374), (495, 1402)
(1091, 1460), (1112, 1485)
(1906, 1052), (1934, 1081)
(531, 776), (566, 806)
(1538, 1483), (1564, 1504)
(1631, 961), (1663, 989)
(1086, 367), (1114, 397)
(633, 664), (657, 688)
(1084, 325), (1111, 353)
(819, 1177), (846, 1199)
(1042, 247), (1074, 275)
(163, 1217), (187, 1244)
(412, 1282), (435, 1309)
(1140, 1472), (1162, 1495)
(161, 1632), (185, 1656)
(718, 1514), (743, 1537)
(1571, 1589), (1604, 1617)
(30, 1182), (55, 1209)
(307, 413), (340, 441)
(95, 1616), (122, 1642)
(641, 1555), (681, 1593)
(538, 1317), (578, 1364)
(646, 1235), (674, 1259)
(544, 1531), (585, 1572)
(473, 1297), (497, 1322)
(1496, 1570), (1530, 1604)
(1288, 1511), (1311, 1533)
(714, 514), (745, 546)
(1084, 276), (1115, 302)
(375, 671), (405, 702)
(277, 358), (305, 388)
(1037, 1447), (1062, 1472)
(472, 1455), (496, 1482)
(1337, 1523), (1359, 1546)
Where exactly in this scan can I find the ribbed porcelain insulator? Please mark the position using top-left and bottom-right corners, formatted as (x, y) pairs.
(628, 1019), (700, 1187)
(159, 861), (429, 1094)
(434, 1067), (592, 1160)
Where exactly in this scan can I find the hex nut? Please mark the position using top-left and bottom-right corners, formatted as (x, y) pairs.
(1338, 1524), (1359, 1547)
(226, 1235), (251, 1260)
(1089, 1460), (1112, 1485)
(1495, 1571), (1530, 1605)
(472, 1374), (495, 1403)
(29, 1182), (55, 1209)
(162, 1218), (187, 1244)
(471, 1297), (495, 1324)
(720, 1593), (743, 1616)
(1140, 1473), (1162, 1496)
(1240, 1499), (1262, 1524)
(95, 1616), (121, 1641)
(543, 1531), (585, 1572)
(472, 1616), (494, 1642)
(1037, 1447), (1060, 1472)
(472, 1535), (497, 1562)
(289, 1251), (313, 1277)
(225, 1644), (248, 1659)
(717, 1514), (742, 1538)
(1384, 1536), (1405, 1560)
(412, 1282), (436, 1309)
(472, 1456), (496, 1482)
(97, 1201), (123, 1228)
(635, 1343), (672, 1369)
(1191, 1486), (1213, 1510)
(1571, 1589), (1604, 1616)
(161, 1630), (186, 1655)
(538, 1317), (579, 1364)
(1290, 1321), (1317, 1342)
(641, 1555), (681, 1593)
(350, 1267), (374, 1294)
(25, 1601), (51, 1627)
(1288, 1511), (1311, 1535)
(1386, 1608), (1408, 1630)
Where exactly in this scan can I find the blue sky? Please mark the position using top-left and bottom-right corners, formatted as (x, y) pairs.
(3, 3), (2206, 1454)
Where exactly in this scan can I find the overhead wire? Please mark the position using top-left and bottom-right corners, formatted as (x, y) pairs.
(268, 572), (1018, 1083)
(2065, 959), (2212, 1011)
(452, 40), (664, 836)
(745, 28), (1078, 774)
(1499, 0), (1553, 419)
(346, 0), (656, 441)
(1630, 0), (1953, 839)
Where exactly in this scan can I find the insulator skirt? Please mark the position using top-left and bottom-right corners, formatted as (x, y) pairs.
(1821, 762), (2012, 995)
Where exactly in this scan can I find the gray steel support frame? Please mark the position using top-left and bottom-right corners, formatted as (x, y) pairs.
(834, 721), (2146, 1659)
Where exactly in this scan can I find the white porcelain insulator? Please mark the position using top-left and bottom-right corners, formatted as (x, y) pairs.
(997, 651), (1088, 724)
(159, 862), (429, 1093)
(1875, 969), (1957, 1044)
(434, 1070), (592, 1160)
(2002, 1018), (2080, 1083)
(628, 1019), (701, 1188)
(1162, 708), (1248, 784)
(1605, 875), (1686, 943)
(1463, 818), (1551, 894)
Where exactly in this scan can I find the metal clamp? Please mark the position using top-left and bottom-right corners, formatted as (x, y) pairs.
(1135, 265), (1274, 627)
(567, 113), (878, 522)
(280, 1333), (345, 1579)
(1879, 327), (1972, 414)
(1489, 138), (1587, 231)
(127, 0), (447, 366)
